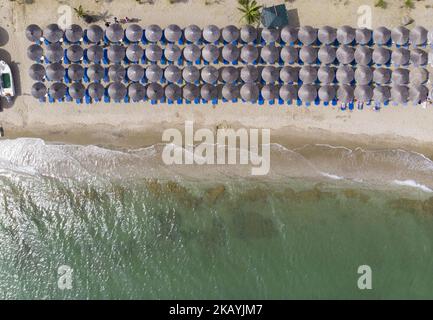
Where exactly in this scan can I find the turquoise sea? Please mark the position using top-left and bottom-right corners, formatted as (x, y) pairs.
(0, 138), (433, 299)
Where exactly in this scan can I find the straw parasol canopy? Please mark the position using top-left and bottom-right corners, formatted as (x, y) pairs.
(240, 66), (259, 83)
(354, 66), (373, 85)
(145, 44), (163, 62)
(260, 44), (279, 64)
(336, 65), (354, 84)
(27, 44), (43, 61)
(68, 82), (85, 99)
(183, 44), (201, 63)
(240, 83), (259, 102)
(280, 26), (298, 44)
(391, 26), (409, 46)
(48, 82), (67, 100)
(298, 84), (317, 102)
(201, 66), (219, 84)
(128, 83), (146, 102)
(147, 83), (164, 100)
(127, 64), (145, 82)
(106, 23), (124, 43)
(221, 66), (239, 84)
(337, 85), (354, 103)
(31, 82), (47, 99)
(165, 83), (182, 101)
(126, 44), (144, 62)
(299, 46), (318, 65)
(241, 45), (259, 63)
(280, 66), (299, 83)
(108, 82), (127, 101)
(240, 25), (257, 43)
(200, 84), (218, 101)
(45, 43), (63, 63)
(68, 64), (84, 82)
(392, 68), (409, 85)
(66, 44), (84, 62)
(86, 45), (103, 63)
(222, 44), (240, 63)
(182, 66), (200, 83)
(391, 85), (409, 104)
(298, 26), (317, 45)
(43, 24), (63, 43)
(318, 46), (336, 65)
(318, 26), (337, 45)
(46, 62), (65, 81)
(337, 25), (355, 45)
(299, 65), (318, 84)
(26, 24), (43, 42)
(409, 68), (429, 85)
(261, 84), (279, 101)
(183, 83), (200, 101)
(164, 24), (182, 43)
(410, 26), (428, 46)
(373, 68), (391, 85)
(107, 44), (126, 63)
(125, 24), (143, 43)
(410, 48), (428, 66)
(203, 25), (221, 43)
(164, 44), (181, 62)
(261, 28), (280, 43)
(164, 65), (182, 83)
(354, 85), (373, 102)
(87, 64), (104, 82)
(65, 24), (83, 43)
(373, 85), (391, 103)
(391, 47), (410, 66)
(372, 47), (391, 65)
(409, 85), (428, 103)
(318, 85), (336, 102)
(280, 46), (298, 64)
(261, 66), (279, 84)
(86, 25), (104, 43)
(336, 45), (355, 65)
(279, 84), (298, 101)
(29, 63), (45, 81)
(354, 46), (372, 65)
(373, 26), (391, 45)
(145, 65), (163, 83)
(222, 84), (240, 100)
(202, 44), (220, 63)
(108, 64), (126, 82)
(318, 66), (335, 84)
(355, 28), (372, 45)
(222, 25), (240, 43)
(145, 24), (162, 43)
(184, 24), (202, 43)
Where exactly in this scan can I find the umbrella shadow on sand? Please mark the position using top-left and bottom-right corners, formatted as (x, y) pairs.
(0, 27), (9, 46)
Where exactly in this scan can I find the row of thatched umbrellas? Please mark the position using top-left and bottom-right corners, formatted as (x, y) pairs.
(26, 23), (433, 47)
(31, 81), (431, 105)
(29, 63), (430, 86)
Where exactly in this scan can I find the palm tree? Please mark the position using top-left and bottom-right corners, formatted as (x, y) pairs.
(73, 5), (86, 19)
(238, 0), (262, 26)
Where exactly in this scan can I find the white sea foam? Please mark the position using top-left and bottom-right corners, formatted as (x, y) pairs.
(320, 172), (344, 180)
(393, 180), (433, 193)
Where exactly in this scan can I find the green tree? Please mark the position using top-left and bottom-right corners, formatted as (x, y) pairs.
(73, 5), (87, 19)
(238, 0), (262, 25)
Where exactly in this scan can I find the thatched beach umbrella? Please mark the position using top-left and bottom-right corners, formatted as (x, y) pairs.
(29, 63), (45, 81)
(410, 68), (429, 85)
(164, 44), (181, 62)
(108, 64), (126, 82)
(354, 85), (373, 102)
(43, 24), (63, 43)
(318, 46), (336, 65)
(27, 44), (43, 61)
(164, 24), (182, 43)
(67, 64), (84, 82)
(279, 84), (298, 101)
(128, 83), (146, 101)
(391, 85), (409, 104)
(392, 68), (409, 85)
(107, 44), (126, 64)
(240, 66), (259, 83)
(372, 47), (391, 65)
(261, 66), (279, 84)
(409, 85), (428, 103)
(373, 68), (391, 85)
(48, 82), (67, 100)
(280, 46), (298, 64)
(240, 83), (260, 102)
(26, 24), (43, 42)
(31, 82), (47, 99)
(46, 62), (64, 81)
(261, 28), (280, 43)
(391, 26), (409, 46)
(373, 26), (391, 45)
(298, 84), (317, 102)
(108, 82), (127, 101)
(182, 66), (200, 83)
(145, 65), (163, 83)
(164, 65), (182, 83)
(87, 83), (105, 101)
(126, 44), (144, 63)
(299, 65), (318, 84)
(318, 85), (336, 102)
(125, 24), (143, 43)
(410, 48), (428, 66)
(202, 44), (220, 63)
(337, 25), (355, 45)
(184, 24), (202, 43)
(337, 85), (354, 103)
(222, 44), (240, 63)
(354, 66), (373, 85)
(200, 84), (218, 101)
(373, 85), (391, 103)
(261, 44), (279, 64)
(410, 26), (428, 46)
(240, 25), (257, 43)
(45, 43), (63, 63)
(127, 64), (145, 82)
(280, 26), (298, 44)
(222, 25), (240, 43)
(183, 83), (200, 101)
(261, 84), (279, 101)
(147, 83), (164, 101)
(391, 47), (410, 66)
(106, 23), (124, 43)
(318, 26), (336, 45)
(145, 44), (163, 63)
(298, 26), (317, 45)
(203, 25), (221, 44)
(68, 82), (85, 99)
(336, 45), (355, 65)
(241, 45), (259, 64)
(86, 45), (103, 63)
(66, 44), (84, 62)
(86, 25), (104, 43)
(65, 24), (83, 43)
(145, 25), (162, 43)
(201, 66), (219, 84)
(87, 64), (104, 82)
(354, 46), (372, 65)
(336, 65), (354, 84)
(299, 46), (318, 65)
(318, 66), (335, 84)
(280, 66), (299, 84)
(222, 84), (240, 100)
(165, 84), (182, 101)
(221, 66), (239, 84)
(183, 44), (201, 63)
(355, 28), (372, 45)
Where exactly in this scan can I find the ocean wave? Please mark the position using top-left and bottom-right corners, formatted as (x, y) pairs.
(393, 180), (433, 193)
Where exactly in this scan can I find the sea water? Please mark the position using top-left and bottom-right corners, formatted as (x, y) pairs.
(0, 138), (433, 299)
